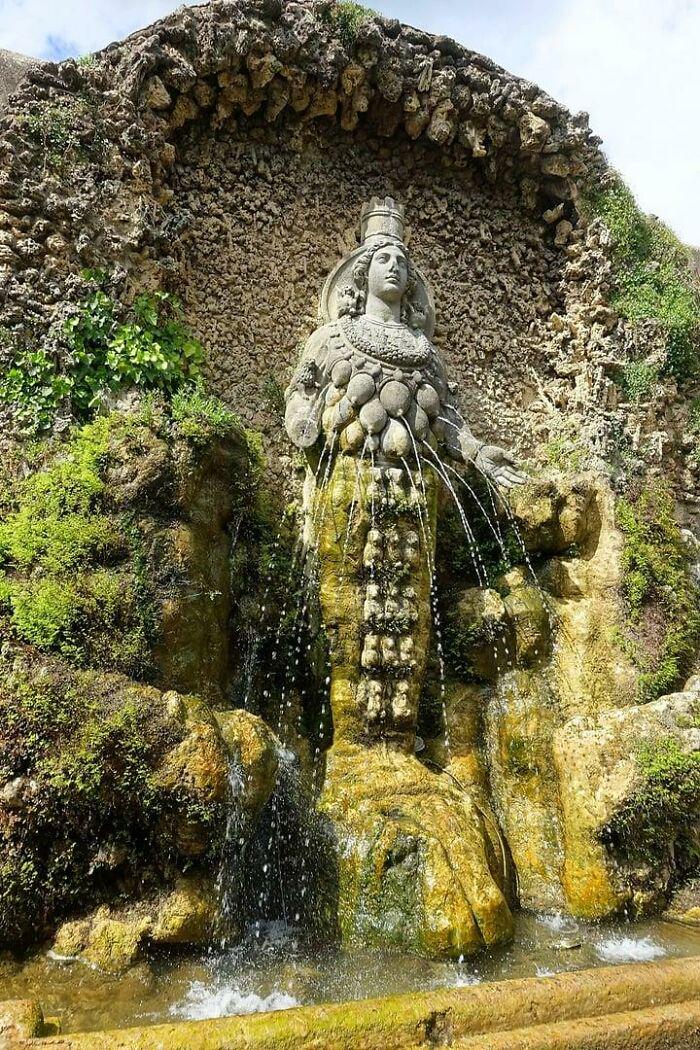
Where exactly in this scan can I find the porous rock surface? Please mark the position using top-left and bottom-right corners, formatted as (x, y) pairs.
(0, 48), (34, 110)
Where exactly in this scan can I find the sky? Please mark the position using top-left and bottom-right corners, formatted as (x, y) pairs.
(1, 0), (698, 244)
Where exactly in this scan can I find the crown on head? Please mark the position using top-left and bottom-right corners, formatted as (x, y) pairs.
(360, 196), (406, 245)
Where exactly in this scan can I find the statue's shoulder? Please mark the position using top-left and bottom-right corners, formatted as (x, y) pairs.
(303, 320), (345, 363)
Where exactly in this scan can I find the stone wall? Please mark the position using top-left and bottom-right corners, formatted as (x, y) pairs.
(171, 119), (568, 472)
(0, 0), (623, 486)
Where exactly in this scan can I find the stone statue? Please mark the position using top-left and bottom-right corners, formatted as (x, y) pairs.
(285, 196), (525, 489)
(282, 198), (518, 960)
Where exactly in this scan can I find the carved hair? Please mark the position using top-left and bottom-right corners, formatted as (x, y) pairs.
(337, 238), (427, 328)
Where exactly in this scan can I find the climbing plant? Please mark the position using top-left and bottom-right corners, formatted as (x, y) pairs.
(0, 275), (203, 435)
(582, 176), (700, 381)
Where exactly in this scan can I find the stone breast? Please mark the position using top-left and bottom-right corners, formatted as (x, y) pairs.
(320, 320), (447, 460)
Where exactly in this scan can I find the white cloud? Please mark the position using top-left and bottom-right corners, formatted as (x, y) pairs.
(0, 0), (178, 58)
(518, 0), (700, 244)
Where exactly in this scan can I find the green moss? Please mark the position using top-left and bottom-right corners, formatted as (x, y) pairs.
(436, 488), (522, 588)
(0, 654), (193, 943)
(618, 360), (660, 402)
(260, 374), (286, 421)
(543, 435), (587, 472)
(320, 1), (378, 48)
(603, 737), (700, 867)
(171, 384), (241, 444)
(581, 177), (700, 380)
(0, 416), (156, 676)
(617, 482), (700, 700)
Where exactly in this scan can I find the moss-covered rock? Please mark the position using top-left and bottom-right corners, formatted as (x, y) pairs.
(52, 873), (220, 970)
(0, 390), (260, 701)
(320, 744), (513, 959)
(0, 648), (233, 947)
(0, 393), (276, 952)
(151, 873), (218, 946)
(616, 481), (700, 701)
(486, 668), (566, 911)
(438, 471), (699, 918)
(215, 709), (279, 825)
(0, 997), (45, 1041)
(554, 681), (700, 918)
(506, 475), (599, 556)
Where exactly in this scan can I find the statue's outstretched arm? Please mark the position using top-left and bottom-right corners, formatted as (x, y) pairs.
(435, 362), (526, 490)
(284, 329), (329, 450)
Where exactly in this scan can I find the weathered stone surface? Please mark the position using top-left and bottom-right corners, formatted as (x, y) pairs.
(0, 0), (615, 496)
(0, 48), (34, 109)
(0, 402), (268, 952)
(0, 997), (44, 1042)
(320, 744), (513, 959)
(215, 708), (280, 824)
(150, 874), (218, 946)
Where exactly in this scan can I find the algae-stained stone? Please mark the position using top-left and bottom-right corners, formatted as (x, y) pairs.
(502, 582), (549, 666)
(507, 474), (599, 555)
(215, 708), (279, 823)
(310, 455), (513, 958)
(81, 909), (153, 974)
(446, 586), (510, 680)
(320, 745), (513, 959)
(485, 669), (566, 912)
(153, 693), (232, 856)
(52, 918), (91, 959)
(0, 998), (44, 1040)
(151, 874), (218, 945)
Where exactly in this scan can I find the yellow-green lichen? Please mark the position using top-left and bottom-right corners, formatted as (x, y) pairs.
(581, 176), (700, 380)
(616, 482), (700, 700)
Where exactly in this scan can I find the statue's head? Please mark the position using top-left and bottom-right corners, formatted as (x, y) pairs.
(321, 197), (434, 335)
(336, 237), (418, 323)
(339, 238), (428, 327)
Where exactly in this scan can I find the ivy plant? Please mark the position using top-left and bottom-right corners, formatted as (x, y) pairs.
(0, 278), (203, 434)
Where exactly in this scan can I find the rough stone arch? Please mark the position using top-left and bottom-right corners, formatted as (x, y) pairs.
(0, 0), (617, 467)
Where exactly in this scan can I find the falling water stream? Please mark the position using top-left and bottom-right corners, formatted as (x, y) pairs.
(6, 449), (700, 1034)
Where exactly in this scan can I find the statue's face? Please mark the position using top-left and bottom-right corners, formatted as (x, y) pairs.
(367, 244), (409, 305)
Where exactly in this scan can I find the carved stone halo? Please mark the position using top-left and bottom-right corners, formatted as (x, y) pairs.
(319, 243), (437, 340)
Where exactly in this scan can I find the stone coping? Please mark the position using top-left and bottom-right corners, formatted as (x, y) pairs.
(4, 955), (700, 1048)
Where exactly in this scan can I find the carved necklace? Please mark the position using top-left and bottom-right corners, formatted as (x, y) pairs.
(339, 314), (434, 368)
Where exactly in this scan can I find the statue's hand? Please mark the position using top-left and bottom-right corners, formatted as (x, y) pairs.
(474, 444), (527, 490)
(284, 394), (322, 449)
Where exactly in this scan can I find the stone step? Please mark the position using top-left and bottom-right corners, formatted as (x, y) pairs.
(451, 998), (700, 1049)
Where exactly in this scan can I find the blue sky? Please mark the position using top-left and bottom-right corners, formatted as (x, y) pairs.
(1, 0), (699, 244)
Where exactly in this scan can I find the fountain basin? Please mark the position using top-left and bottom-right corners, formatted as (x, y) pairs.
(5, 954), (700, 1049)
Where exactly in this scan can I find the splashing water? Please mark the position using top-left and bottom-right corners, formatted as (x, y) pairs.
(594, 934), (667, 964)
(170, 982), (298, 1022)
